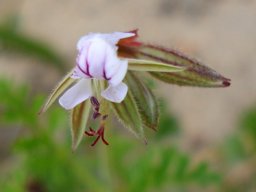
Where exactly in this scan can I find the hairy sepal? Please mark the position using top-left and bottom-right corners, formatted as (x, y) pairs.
(39, 69), (76, 114)
(111, 87), (145, 141)
(125, 71), (159, 131)
(127, 58), (184, 72)
(71, 100), (91, 151)
(119, 43), (230, 87)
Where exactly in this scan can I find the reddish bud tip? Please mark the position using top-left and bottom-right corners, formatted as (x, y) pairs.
(223, 80), (231, 87)
(118, 29), (142, 47)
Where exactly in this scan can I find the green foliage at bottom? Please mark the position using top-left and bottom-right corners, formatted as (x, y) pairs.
(0, 79), (221, 192)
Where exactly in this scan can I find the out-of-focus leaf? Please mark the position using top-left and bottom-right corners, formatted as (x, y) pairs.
(39, 70), (76, 114)
(240, 106), (256, 141)
(111, 89), (145, 141)
(174, 154), (189, 182)
(0, 25), (67, 72)
(156, 99), (180, 139)
(154, 148), (174, 186)
(71, 100), (91, 151)
(125, 71), (159, 130)
(127, 58), (184, 72)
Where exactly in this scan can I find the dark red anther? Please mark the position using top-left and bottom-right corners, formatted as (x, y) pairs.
(95, 125), (109, 146)
(84, 127), (96, 136)
(91, 136), (101, 146)
(84, 125), (109, 146)
(102, 115), (108, 120)
(90, 96), (100, 107)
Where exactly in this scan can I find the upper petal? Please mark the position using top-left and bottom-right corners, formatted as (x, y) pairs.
(77, 32), (135, 51)
(71, 65), (91, 79)
(101, 82), (128, 103)
(87, 38), (113, 78)
(99, 32), (135, 46)
(59, 79), (92, 110)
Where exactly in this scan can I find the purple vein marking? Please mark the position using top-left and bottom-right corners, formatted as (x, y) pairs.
(102, 47), (111, 80)
(77, 64), (92, 77)
(85, 44), (92, 77)
(77, 45), (92, 77)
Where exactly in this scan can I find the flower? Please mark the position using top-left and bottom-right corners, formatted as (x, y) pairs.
(59, 32), (135, 110)
(40, 29), (230, 149)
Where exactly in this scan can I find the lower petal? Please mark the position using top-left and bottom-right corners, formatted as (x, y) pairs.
(59, 79), (92, 110)
(101, 82), (128, 103)
(108, 60), (128, 87)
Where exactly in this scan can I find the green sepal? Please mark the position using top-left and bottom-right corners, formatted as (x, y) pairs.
(149, 70), (229, 87)
(119, 43), (230, 87)
(111, 87), (145, 141)
(70, 99), (91, 151)
(39, 69), (76, 114)
(126, 72), (159, 131)
(127, 58), (184, 72)
(136, 46), (231, 87)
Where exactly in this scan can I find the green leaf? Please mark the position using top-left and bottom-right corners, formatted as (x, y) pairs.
(125, 71), (159, 130)
(111, 88), (145, 141)
(39, 70), (76, 113)
(127, 58), (184, 72)
(70, 100), (91, 151)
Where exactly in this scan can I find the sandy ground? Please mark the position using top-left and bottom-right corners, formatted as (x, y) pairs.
(1, 0), (256, 152)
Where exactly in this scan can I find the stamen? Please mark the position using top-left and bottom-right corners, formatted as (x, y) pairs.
(91, 135), (101, 146)
(90, 96), (100, 107)
(95, 106), (99, 112)
(97, 125), (109, 145)
(84, 125), (109, 146)
(84, 127), (96, 136)
(93, 112), (101, 119)
(85, 96), (110, 146)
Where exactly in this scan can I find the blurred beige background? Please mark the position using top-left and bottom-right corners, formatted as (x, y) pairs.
(1, 0), (256, 152)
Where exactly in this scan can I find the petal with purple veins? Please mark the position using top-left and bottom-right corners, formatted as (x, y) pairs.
(77, 32), (135, 51)
(87, 38), (112, 78)
(59, 79), (92, 110)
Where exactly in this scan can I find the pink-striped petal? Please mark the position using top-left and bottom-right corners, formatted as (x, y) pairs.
(77, 32), (134, 51)
(87, 38), (111, 78)
(71, 66), (91, 79)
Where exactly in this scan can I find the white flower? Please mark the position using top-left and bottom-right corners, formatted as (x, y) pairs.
(59, 32), (135, 110)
